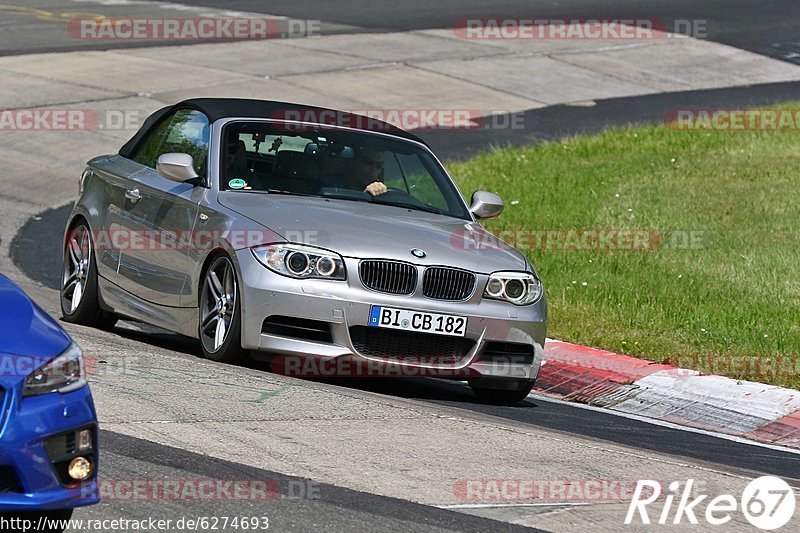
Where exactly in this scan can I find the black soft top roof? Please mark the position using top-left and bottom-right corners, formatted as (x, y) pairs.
(119, 98), (427, 159)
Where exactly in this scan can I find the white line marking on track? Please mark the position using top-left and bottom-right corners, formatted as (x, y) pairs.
(440, 502), (591, 510)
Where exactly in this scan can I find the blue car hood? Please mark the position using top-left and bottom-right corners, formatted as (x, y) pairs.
(0, 275), (71, 360)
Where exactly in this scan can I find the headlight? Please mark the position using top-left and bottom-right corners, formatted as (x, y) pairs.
(251, 243), (346, 280)
(23, 343), (86, 397)
(483, 272), (543, 305)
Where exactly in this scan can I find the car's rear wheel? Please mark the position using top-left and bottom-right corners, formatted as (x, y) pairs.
(60, 221), (117, 330)
(199, 255), (246, 363)
(469, 379), (535, 405)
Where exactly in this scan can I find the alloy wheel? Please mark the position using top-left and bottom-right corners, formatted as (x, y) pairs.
(200, 257), (237, 353)
(62, 225), (91, 313)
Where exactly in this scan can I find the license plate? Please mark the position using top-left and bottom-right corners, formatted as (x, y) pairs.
(369, 306), (467, 337)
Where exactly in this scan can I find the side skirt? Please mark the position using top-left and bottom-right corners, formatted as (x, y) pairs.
(98, 275), (199, 338)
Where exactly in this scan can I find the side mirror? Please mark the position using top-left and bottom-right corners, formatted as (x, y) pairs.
(469, 191), (504, 219)
(157, 153), (200, 183)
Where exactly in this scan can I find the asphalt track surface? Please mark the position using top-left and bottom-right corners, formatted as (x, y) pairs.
(179, 0), (800, 63)
(12, 79), (800, 491)
(1, 0), (799, 64)
(4, 1), (800, 530)
(11, 203), (800, 485)
(69, 431), (540, 533)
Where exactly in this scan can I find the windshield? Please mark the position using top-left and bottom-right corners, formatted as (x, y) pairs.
(220, 121), (471, 220)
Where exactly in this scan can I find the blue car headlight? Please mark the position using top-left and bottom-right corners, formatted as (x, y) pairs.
(251, 243), (346, 280)
(23, 343), (86, 397)
(484, 272), (543, 305)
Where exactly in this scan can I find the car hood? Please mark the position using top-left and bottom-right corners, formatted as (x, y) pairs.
(217, 193), (528, 273)
(0, 276), (72, 386)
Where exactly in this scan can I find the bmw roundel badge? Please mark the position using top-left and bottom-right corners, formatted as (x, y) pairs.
(411, 248), (427, 258)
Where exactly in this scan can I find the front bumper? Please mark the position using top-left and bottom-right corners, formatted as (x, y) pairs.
(236, 251), (547, 381)
(0, 385), (99, 512)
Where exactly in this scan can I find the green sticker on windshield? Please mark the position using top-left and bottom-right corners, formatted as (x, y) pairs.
(228, 178), (247, 189)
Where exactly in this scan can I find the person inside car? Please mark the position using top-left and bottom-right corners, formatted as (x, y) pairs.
(226, 137), (249, 176)
(319, 145), (387, 196)
(352, 146), (387, 196)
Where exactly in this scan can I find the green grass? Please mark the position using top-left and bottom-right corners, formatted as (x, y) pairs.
(447, 104), (800, 389)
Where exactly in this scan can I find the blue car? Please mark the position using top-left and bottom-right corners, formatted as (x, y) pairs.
(0, 274), (99, 527)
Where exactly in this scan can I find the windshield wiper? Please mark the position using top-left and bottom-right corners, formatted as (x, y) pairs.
(369, 198), (447, 216)
(264, 189), (320, 197)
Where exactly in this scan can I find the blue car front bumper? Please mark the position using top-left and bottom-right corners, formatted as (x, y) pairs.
(0, 384), (99, 512)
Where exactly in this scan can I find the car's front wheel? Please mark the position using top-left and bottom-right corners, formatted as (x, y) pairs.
(469, 379), (535, 405)
(199, 254), (246, 363)
(60, 221), (117, 330)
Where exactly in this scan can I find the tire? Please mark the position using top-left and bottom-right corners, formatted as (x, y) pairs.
(198, 254), (246, 364)
(60, 221), (117, 330)
(469, 379), (535, 405)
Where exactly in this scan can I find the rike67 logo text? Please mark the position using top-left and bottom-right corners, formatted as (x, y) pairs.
(626, 477), (796, 530)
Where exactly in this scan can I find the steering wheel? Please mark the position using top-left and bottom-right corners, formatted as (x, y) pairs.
(381, 187), (412, 197)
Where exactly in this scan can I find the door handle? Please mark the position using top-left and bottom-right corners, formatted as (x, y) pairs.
(125, 188), (141, 203)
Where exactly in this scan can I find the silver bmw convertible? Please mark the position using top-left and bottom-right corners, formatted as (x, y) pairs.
(61, 98), (547, 404)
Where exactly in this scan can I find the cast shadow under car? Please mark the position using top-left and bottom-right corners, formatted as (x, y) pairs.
(90, 318), (539, 408)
